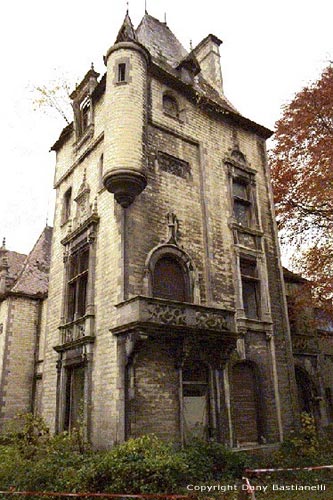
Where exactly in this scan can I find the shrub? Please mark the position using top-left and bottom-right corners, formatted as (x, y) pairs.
(81, 435), (189, 493)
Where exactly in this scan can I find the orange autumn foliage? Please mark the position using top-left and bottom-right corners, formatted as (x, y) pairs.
(270, 65), (333, 308)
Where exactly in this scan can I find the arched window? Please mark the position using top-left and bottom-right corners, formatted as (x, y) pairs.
(182, 362), (210, 440)
(163, 94), (179, 118)
(231, 362), (261, 445)
(152, 256), (187, 301)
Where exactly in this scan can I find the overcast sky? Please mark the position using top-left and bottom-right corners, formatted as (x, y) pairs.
(1, 0), (332, 255)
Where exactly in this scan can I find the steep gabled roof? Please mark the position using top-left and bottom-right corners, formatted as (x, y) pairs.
(136, 14), (188, 67)
(11, 226), (53, 297)
(5, 251), (27, 284)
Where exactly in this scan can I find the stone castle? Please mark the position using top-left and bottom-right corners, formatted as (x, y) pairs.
(1, 12), (333, 449)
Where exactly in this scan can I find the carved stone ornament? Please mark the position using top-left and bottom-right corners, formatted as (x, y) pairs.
(103, 169), (147, 208)
(74, 169), (91, 227)
(164, 212), (180, 245)
(147, 302), (187, 326)
(158, 151), (191, 180)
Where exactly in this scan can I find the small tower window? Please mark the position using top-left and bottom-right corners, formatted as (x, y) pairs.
(163, 94), (179, 118)
(118, 63), (127, 82)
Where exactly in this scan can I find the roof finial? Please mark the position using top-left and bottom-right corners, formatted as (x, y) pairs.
(164, 12), (167, 24)
(126, 0), (129, 14)
(91, 62), (94, 71)
(190, 40), (193, 51)
(1, 237), (5, 249)
(144, 0), (148, 14)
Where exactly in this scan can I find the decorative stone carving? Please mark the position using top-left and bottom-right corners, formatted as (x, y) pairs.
(164, 212), (180, 245)
(158, 151), (191, 180)
(147, 302), (187, 326)
(195, 311), (228, 331)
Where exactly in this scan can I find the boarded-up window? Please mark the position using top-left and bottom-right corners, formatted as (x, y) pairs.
(64, 365), (85, 431)
(231, 363), (259, 444)
(152, 256), (187, 302)
(163, 94), (179, 118)
(183, 363), (209, 440)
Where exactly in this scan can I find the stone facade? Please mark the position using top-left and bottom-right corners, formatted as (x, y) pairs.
(2, 13), (332, 450)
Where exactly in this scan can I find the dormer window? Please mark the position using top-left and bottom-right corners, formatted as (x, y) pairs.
(163, 94), (179, 119)
(70, 65), (99, 146)
(80, 98), (90, 134)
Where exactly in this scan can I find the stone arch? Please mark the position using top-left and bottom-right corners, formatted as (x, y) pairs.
(230, 360), (264, 446)
(143, 243), (197, 303)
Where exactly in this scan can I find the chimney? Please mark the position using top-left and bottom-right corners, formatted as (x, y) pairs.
(194, 34), (223, 94)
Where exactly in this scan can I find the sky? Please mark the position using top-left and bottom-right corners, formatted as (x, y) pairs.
(0, 0), (332, 256)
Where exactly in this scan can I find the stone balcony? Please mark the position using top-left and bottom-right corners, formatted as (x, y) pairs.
(111, 296), (236, 341)
(55, 316), (95, 352)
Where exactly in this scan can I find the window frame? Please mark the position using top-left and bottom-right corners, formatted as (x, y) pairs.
(240, 256), (261, 320)
(66, 246), (89, 323)
(62, 187), (72, 224)
(182, 361), (211, 441)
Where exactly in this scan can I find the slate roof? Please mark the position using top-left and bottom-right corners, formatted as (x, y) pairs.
(51, 12), (272, 151)
(11, 226), (53, 297)
(136, 14), (188, 67)
(5, 251), (27, 283)
(136, 14), (239, 114)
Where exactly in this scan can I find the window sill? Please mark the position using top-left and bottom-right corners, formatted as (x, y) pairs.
(230, 221), (263, 236)
(163, 111), (184, 123)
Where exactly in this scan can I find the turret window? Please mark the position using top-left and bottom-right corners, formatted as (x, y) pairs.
(114, 57), (131, 84)
(118, 63), (126, 82)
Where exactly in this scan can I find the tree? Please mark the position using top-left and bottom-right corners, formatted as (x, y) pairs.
(270, 65), (333, 306)
(31, 71), (75, 125)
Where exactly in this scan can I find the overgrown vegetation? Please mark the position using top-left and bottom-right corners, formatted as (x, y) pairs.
(0, 413), (333, 497)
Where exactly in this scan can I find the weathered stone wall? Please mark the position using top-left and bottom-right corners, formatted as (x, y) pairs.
(0, 296), (38, 428)
(41, 39), (297, 447)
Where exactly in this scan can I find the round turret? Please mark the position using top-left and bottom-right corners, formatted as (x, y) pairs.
(103, 35), (150, 208)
